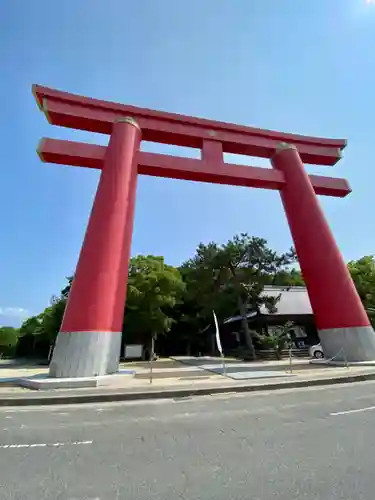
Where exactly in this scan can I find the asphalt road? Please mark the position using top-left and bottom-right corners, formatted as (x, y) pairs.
(1, 381), (375, 499)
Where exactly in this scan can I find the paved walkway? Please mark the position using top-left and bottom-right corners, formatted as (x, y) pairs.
(1, 356), (374, 388)
(0, 356), (374, 406)
(0, 357), (375, 404)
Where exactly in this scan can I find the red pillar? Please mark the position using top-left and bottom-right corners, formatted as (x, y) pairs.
(272, 143), (375, 361)
(50, 117), (141, 377)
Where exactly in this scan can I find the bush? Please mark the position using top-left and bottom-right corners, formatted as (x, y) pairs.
(255, 322), (294, 360)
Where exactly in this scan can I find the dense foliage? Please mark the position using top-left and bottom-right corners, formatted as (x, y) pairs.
(2, 234), (374, 359)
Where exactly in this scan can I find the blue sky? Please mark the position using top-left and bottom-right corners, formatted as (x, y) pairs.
(1, 0), (375, 326)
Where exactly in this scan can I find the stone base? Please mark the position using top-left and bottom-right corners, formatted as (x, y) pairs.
(49, 330), (122, 378)
(18, 370), (135, 391)
(319, 326), (375, 362)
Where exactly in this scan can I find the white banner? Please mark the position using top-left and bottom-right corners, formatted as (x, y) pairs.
(213, 310), (223, 355)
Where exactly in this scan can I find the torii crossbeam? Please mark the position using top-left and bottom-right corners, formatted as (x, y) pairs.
(33, 84), (375, 378)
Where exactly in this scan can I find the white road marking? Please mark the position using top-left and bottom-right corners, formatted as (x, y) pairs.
(330, 405), (375, 416)
(0, 440), (93, 449)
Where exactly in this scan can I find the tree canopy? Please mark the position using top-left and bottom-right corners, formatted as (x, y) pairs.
(348, 256), (375, 323)
(123, 255), (186, 344)
(0, 326), (19, 356)
(7, 236), (375, 359)
(181, 234), (296, 358)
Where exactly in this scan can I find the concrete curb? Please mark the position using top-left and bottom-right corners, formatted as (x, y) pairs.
(1, 371), (375, 407)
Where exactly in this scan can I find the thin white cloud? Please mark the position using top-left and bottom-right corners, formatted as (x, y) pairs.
(0, 307), (30, 319)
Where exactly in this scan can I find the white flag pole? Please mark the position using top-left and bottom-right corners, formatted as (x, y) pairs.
(213, 310), (226, 375)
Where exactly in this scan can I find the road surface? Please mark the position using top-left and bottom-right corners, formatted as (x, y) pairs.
(1, 381), (375, 499)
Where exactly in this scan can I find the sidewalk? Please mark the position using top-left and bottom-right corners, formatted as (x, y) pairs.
(0, 357), (375, 406)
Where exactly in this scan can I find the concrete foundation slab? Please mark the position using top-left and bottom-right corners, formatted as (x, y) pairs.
(17, 370), (135, 391)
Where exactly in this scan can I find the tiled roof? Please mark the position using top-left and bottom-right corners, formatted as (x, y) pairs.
(223, 286), (312, 324)
(259, 285), (312, 315)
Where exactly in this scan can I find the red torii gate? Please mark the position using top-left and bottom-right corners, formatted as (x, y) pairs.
(33, 85), (375, 378)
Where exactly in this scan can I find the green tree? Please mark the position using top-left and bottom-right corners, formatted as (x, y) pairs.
(34, 297), (67, 345)
(123, 255), (186, 350)
(168, 261), (238, 355)
(61, 276), (74, 299)
(19, 316), (41, 336)
(180, 243), (237, 324)
(348, 256), (375, 323)
(18, 275), (72, 358)
(272, 268), (304, 286)
(183, 234), (296, 359)
(0, 326), (20, 356)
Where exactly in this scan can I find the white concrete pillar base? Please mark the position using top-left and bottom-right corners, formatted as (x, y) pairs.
(49, 331), (122, 378)
(319, 326), (375, 362)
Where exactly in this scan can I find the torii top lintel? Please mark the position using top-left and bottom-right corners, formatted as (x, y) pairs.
(33, 85), (346, 167)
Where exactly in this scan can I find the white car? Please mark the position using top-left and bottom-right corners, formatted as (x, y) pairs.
(309, 343), (324, 359)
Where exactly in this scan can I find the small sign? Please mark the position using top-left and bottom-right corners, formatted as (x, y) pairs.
(124, 344), (143, 359)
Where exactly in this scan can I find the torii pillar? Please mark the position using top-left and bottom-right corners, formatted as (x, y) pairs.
(272, 143), (375, 361)
(50, 118), (141, 378)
